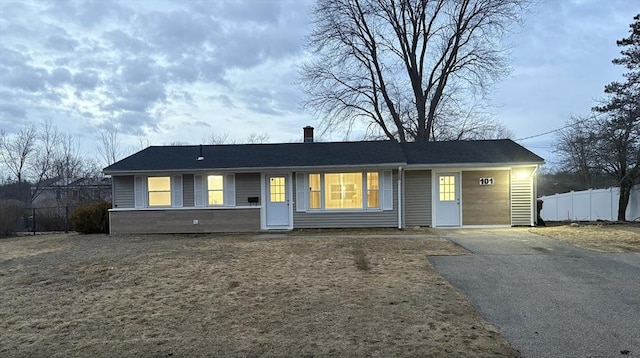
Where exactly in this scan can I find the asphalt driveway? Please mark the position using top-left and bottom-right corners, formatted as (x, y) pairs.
(429, 228), (640, 358)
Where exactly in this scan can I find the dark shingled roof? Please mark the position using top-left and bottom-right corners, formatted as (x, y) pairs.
(400, 139), (544, 165)
(103, 141), (406, 173)
(103, 139), (543, 173)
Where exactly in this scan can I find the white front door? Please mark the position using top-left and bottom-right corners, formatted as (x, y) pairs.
(266, 175), (290, 227)
(436, 173), (461, 226)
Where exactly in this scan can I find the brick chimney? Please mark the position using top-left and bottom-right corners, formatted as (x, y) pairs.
(303, 126), (314, 143)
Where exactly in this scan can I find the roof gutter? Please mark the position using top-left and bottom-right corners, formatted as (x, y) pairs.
(403, 161), (544, 170)
(103, 162), (545, 176)
(103, 162), (409, 176)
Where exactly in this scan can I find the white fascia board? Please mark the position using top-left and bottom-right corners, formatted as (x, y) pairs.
(103, 163), (408, 176)
(109, 206), (261, 212)
(404, 161), (543, 170)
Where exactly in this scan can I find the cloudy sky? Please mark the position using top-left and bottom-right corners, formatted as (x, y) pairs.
(0, 0), (637, 168)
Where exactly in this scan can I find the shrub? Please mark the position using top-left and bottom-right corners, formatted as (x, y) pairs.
(71, 202), (111, 234)
(0, 199), (26, 236)
(35, 207), (67, 231)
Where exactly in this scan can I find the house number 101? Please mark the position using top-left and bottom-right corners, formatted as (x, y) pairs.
(479, 177), (494, 185)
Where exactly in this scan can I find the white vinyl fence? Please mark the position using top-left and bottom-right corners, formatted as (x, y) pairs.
(539, 185), (640, 222)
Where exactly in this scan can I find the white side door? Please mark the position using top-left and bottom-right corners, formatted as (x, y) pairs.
(436, 173), (461, 226)
(265, 174), (290, 227)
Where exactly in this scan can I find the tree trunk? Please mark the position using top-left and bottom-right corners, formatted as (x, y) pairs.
(617, 177), (632, 222)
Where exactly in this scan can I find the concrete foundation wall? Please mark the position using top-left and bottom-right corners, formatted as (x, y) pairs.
(109, 208), (260, 234)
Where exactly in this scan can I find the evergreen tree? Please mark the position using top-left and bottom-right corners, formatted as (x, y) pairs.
(593, 14), (640, 221)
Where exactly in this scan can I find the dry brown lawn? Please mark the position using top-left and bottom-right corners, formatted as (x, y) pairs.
(0, 232), (519, 358)
(531, 223), (640, 252)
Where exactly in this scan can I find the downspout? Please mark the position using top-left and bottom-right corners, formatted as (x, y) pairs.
(398, 166), (403, 230)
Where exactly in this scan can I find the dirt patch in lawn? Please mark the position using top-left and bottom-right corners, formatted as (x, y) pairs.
(0, 233), (519, 358)
(531, 223), (640, 252)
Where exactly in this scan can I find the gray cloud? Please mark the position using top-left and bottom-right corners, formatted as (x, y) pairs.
(143, 9), (220, 56)
(114, 111), (157, 135)
(103, 30), (151, 56)
(0, 101), (27, 119)
(0, 47), (30, 67)
(209, 0), (283, 24)
(120, 58), (161, 84)
(214, 94), (235, 108)
(72, 71), (100, 91)
(240, 88), (285, 116)
(44, 0), (131, 28)
(4, 64), (48, 92)
(45, 27), (80, 52)
(107, 79), (167, 113)
(49, 67), (72, 86)
(0, 0), (313, 145)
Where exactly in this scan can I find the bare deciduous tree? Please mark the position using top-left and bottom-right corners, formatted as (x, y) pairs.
(203, 132), (233, 145)
(202, 131), (270, 145)
(245, 132), (270, 144)
(136, 136), (152, 152)
(97, 123), (122, 167)
(555, 115), (601, 189)
(28, 120), (60, 202)
(302, 0), (526, 142)
(1, 122), (100, 204)
(0, 124), (37, 182)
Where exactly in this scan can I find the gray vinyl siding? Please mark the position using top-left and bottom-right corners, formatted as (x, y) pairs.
(404, 170), (432, 227)
(235, 173), (261, 206)
(183, 174), (194, 207)
(113, 176), (134, 209)
(511, 175), (533, 226)
(292, 170), (398, 228)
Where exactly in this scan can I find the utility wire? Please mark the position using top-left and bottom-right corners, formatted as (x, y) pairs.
(514, 125), (572, 141)
(514, 114), (599, 141)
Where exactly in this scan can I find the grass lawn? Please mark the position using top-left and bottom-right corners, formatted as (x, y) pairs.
(531, 222), (640, 252)
(0, 232), (518, 358)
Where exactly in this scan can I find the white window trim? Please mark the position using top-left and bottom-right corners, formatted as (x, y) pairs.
(146, 176), (173, 208)
(196, 173), (237, 207)
(297, 171), (389, 212)
(134, 175), (184, 208)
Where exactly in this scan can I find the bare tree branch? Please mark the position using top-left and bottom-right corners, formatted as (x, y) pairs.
(98, 123), (122, 167)
(302, 0), (524, 142)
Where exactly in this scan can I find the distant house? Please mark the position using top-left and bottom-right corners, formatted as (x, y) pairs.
(103, 127), (543, 234)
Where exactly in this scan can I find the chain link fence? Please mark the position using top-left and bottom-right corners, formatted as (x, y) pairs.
(18, 205), (80, 234)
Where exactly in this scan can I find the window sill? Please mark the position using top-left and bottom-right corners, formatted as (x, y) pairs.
(301, 208), (384, 213)
(110, 206), (261, 211)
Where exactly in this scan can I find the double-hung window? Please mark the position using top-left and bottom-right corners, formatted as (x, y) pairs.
(299, 171), (389, 211)
(207, 175), (224, 205)
(134, 175), (183, 208)
(194, 174), (236, 207)
(147, 177), (171, 206)
(367, 172), (379, 208)
(309, 174), (321, 209)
